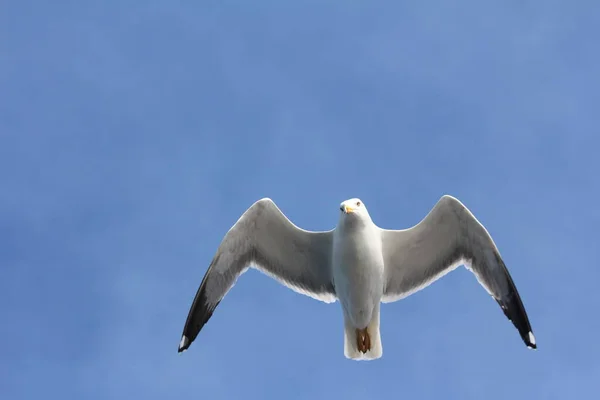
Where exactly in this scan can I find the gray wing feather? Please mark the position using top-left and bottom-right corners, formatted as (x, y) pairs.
(178, 198), (335, 352)
(381, 195), (536, 349)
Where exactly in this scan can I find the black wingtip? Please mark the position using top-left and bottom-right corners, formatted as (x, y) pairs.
(524, 331), (537, 350)
(492, 254), (537, 351)
(495, 295), (538, 350)
(178, 273), (222, 354)
(178, 335), (190, 353)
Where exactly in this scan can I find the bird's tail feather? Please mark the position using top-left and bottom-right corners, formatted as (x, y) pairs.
(343, 304), (382, 361)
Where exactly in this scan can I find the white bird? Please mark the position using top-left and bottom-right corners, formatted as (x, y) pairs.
(178, 196), (536, 360)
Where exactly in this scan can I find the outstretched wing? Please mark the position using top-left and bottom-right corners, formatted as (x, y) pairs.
(178, 198), (336, 352)
(381, 195), (536, 349)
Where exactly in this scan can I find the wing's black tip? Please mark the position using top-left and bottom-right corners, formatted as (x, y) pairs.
(525, 331), (537, 350)
(178, 335), (190, 353)
(493, 254), (537, 350)
(178, 275), (221, 354)
(495, 295), (537, 350)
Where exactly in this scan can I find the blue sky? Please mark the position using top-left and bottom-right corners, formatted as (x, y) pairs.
(2, 1), (599, 399)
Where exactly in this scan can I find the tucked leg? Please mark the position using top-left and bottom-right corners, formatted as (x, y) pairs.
(356, 327), (371, 353)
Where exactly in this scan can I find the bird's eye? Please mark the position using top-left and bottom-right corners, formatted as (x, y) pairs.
(356, 201), (361, 207)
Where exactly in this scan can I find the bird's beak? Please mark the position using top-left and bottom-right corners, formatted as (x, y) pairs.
(342, 205), (354, 214)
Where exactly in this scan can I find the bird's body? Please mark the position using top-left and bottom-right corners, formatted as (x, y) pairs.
(178, 196), (537, 361)
(332, 200), (385, 359)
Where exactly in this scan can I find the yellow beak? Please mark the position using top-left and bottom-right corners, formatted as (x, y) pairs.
(343, 205), (355, 214)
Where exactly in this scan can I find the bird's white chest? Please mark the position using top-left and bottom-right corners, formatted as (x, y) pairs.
(332, 232), (383, 274)
(331, 225), (384, 324)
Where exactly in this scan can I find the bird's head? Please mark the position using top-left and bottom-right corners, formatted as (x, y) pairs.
(340, 198), (364, 214)
(339, 198), (372, 225)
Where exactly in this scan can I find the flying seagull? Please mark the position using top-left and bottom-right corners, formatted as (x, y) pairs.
(178, 196), (536, 360)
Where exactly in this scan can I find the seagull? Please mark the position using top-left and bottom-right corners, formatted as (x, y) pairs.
(178, 196), (536, 360)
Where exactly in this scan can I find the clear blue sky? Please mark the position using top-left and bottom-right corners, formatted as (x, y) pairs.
(2, 1), (599, 399)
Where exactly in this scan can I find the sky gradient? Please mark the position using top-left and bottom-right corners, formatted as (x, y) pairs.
(2, 1), (599, 399)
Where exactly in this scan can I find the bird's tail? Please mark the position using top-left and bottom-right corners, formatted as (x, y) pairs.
(343, 303), (382, 361)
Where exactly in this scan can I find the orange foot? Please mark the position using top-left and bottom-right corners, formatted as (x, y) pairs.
(356, 328), (371, 353)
